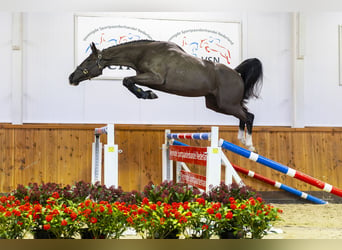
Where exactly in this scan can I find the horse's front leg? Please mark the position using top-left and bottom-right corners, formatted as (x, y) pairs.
(123, 73), (164, 99)
(123, 77), (158, 99)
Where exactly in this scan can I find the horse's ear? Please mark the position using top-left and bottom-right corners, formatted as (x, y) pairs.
(90, 42), (98, 55)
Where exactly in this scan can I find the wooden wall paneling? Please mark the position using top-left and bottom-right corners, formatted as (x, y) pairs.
(77, 129), (93, 183)
(124, 130), (143, 191)
(0, 128), (14, 192)
(1, 124), (342, 195)
(13, 129), (31, 188)
(44, 128), (59, 184)
(146, 129), (163, 184)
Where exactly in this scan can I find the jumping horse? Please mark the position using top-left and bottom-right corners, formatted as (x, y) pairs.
(69, 40), (263, 151)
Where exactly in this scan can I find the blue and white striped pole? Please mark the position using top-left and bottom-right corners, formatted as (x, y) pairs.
(219, 139), (342, 198)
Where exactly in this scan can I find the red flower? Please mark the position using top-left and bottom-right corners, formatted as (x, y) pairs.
(225, 211), (233, 220)
(51, 192), (60, 199)
(61, 219), (68, 226)
(149, 204), (157, 211)
(51, 209), (60, 215)
(178, 216), (187, 224)
(142, 197), (149, 205)
(43, 224), (51, 230)
(4, 211), (11, 217)
(182, 202), (190, 210)
(85, 200), (91, 207)
(215, 213), (222, 220)
(90, 217), (98, 224)
(229, 197), (236, 204)
(99, 205), (105, 213)
(230, 204), (237, 210)
(185, 211), (192, 217)
(212, 202), (221, 210)
(34, 204), (42, 212)
(12, 209), (21, 217)
(206, 208), (214, 214)
(64, 207), (72, 214)
(240, 204), (246, 210)
(126, 217), (134, 224)
(138, 208), (146, 215)
(17, 221), (23, 226)
(202, 224), (209, 230)
(248, 197), (256, 206)
(196, 198), (206, 206)
(160, 218), (166, 225)
(70, 212), (77, 220)
(45, 215), (53, 222)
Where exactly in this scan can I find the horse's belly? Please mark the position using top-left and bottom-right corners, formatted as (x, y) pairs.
(160, 78), (214, 97)
(160, 68), (215, 97)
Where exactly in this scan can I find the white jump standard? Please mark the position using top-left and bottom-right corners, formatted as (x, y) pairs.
(92, 124), (119, 187)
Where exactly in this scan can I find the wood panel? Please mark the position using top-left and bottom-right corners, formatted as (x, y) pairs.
(1, 123), (342, 196)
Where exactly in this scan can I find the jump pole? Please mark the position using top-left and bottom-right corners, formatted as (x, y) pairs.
(172, 139), (326, 204)
(232, 163), (327, 204)
(219, 139), (342, 198)
(92, 124), (119, 187)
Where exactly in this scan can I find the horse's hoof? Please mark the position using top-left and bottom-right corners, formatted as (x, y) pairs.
(147, 90), (158, 99)
(248, 146), (257, 153)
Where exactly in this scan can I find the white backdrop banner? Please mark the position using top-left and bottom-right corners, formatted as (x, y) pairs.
(75, 15), (241, 79)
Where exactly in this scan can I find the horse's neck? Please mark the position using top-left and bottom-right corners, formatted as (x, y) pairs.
(103, 44), (144, 69)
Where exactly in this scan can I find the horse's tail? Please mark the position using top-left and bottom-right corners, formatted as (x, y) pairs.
(235, 58), (263, 101)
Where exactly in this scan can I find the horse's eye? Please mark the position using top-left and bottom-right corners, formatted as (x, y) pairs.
(83, 69), (89, 75)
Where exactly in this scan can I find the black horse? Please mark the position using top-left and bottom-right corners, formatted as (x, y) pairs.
(69, 40), (263, 151)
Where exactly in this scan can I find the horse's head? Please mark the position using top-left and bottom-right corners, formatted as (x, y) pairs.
(69, 43), (104, 86)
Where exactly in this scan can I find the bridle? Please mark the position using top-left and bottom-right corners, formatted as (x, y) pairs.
(76, 52), (104, 78)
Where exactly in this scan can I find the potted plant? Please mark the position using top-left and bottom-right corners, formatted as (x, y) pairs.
(0, 195), (33, 239)
(78, 199), (128, 239)
(31, 192), (82, 239)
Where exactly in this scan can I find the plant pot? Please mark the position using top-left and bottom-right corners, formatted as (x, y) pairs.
(164, 229), (180, 239)
(218, 229), (243, 239)
(79, 229), (106, 239)
(33, 229), (57, 239)
(152, 229), (180, 239)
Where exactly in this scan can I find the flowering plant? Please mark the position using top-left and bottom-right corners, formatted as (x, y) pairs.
(126, 197), (192, 239)
(1, 181), (283, 239)
(228, 197), (283, 239)
(0, 196), (33, 239)
(31, 192), (83, 238)
(202, 182), (258, 204)
(142, 181), (201, 204)
(78, 199), (128, 239)
(180, 198), (227, 239)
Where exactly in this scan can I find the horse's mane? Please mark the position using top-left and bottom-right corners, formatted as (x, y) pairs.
(108, 39), (156, 49)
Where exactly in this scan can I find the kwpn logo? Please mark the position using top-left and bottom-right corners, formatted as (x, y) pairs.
(169, 29), (235, 66)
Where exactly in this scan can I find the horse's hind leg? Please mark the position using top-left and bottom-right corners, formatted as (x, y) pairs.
(205, 95), (256, 151)
(238, 120), (246, 145)
(244, 111), (255, 152)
